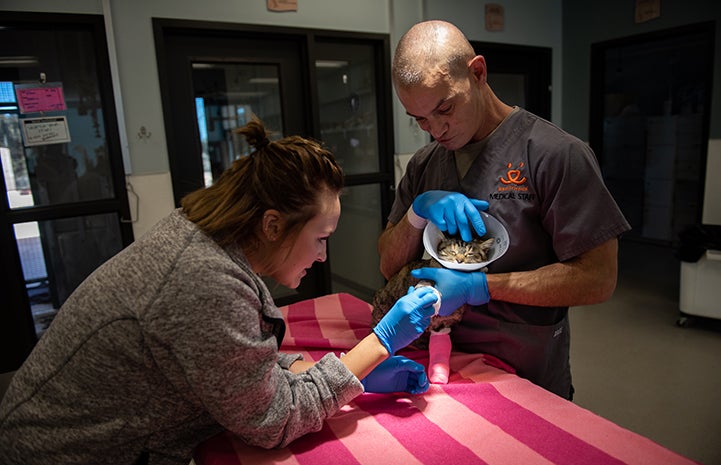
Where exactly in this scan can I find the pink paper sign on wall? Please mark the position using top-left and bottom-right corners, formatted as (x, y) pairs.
(14, 82), (67, 114)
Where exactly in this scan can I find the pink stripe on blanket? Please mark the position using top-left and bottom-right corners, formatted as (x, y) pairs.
(288, 421), (361, 465)
(354, 393), (491, 465)
(315, 293), (371, 348)
(193, 432), (240, 465)
(337, 292), (373, 329)
(194, 431), (303, 465)
(326, 403), (425, 464)
(283, 298), (329, 348)
(407, 386), (556, 465)
(443, 383), (626, 465)
(231, 437), (302, 465)
(490, 380), (701, 465)
(281, 294), (369, 350)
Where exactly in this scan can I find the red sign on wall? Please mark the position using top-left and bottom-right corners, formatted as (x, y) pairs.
(14, 82), (67, 114)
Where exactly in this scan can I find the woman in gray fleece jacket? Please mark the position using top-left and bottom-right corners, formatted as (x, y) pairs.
(0, 119), (438, 465)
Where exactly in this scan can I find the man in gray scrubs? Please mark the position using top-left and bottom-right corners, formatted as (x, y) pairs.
(378, 20), (631, 399)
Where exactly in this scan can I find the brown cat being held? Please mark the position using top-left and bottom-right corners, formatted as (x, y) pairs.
(370, 259), (467, 350)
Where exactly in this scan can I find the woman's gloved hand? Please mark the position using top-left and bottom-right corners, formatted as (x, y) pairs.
(410, 268), (490, 316)
(372, 286), (438, 354)
(411, 190), (489, 241)
(362, 356), (430, 394)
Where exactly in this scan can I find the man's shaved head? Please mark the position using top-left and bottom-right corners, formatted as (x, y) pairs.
(392, 20), (476, 89)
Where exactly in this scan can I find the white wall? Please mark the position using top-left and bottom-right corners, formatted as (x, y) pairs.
(3, 0), (563, 237)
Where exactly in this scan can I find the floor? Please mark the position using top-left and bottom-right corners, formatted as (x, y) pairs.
(570, 239), (721, 465)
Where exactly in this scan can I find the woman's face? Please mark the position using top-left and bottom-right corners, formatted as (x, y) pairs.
(270, 190), (341, 289)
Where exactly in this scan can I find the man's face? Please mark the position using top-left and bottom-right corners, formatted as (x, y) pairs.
(396, 70), (483, 151)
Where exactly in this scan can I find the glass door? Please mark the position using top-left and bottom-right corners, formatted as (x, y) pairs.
(192, 60), (297, 301)
(156, 22), (316, 305)
(193, 63), (284, 186)
(0, 12), (133, 371)
(314, 38), (394, 303)
(589, 23), (713, 244)
(155, 21), (396, 305)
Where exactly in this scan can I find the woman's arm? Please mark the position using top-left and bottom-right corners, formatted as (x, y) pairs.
(289, 333), (389, 379)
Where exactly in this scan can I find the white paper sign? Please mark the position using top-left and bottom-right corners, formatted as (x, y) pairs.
(20, 116), (71, 147)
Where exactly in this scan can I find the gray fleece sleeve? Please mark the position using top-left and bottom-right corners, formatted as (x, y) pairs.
(144, 245), (365, 449)
(277, 352), (303, 369)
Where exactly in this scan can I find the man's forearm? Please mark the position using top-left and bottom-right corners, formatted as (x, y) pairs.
(487, 239), (619, 307)
(378, 216), (424, 279)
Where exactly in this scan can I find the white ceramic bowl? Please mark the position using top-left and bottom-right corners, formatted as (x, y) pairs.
(422, 212), (510, 271)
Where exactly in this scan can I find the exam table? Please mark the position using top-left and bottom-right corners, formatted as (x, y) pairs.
(193, 293), (699, 465)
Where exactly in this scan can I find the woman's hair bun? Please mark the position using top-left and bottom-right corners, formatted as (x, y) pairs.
(237, 117), (271, 150)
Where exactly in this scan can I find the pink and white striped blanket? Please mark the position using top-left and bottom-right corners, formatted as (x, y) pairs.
(194, 293), (699, 465)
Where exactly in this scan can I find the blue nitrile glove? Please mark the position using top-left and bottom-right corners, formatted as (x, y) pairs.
(362, 355), (430, 394)
(412, 190), (489, 242)
(373, 286), (438, 355)
(410, 267), (490, 316)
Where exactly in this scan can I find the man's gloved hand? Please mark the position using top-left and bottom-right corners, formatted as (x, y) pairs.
(410, 268), (490, 316)
(362, 356), (430, 394)
(411, 190), (489, 242)
(373, 286), (438, 355)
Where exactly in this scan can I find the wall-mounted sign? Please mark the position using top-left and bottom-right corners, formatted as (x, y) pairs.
(20, 116), (71, 147)
(635, 0), (661, 23)
(485, 4), (505, 32)
(14, 82), (67, 114)
(267, 0), (297, 12)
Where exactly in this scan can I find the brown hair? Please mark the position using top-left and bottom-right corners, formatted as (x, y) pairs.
(181, 118), (344, 255)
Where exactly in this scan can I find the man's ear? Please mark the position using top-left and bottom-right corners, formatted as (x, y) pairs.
(468, 55), (487, 85)
(262, 209), (284, 241)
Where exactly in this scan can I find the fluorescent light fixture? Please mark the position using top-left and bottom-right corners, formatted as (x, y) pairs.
(248, 77), (278, 84)
(192, 63), (218, 69)
(316, 60), (348, 68)
(0, 56), (39, 66)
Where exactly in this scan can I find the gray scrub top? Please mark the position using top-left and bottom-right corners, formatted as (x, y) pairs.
(389, 108), (631, 397)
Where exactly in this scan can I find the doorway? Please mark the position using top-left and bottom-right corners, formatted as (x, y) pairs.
(0, 12), (134, 371)
(589, 22), (714, 244)
(471, 41), (552, 120)
(154, 20), (395, 305)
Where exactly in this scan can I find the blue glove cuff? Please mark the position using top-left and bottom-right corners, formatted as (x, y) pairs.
(468, 271), (490, 306)
(372, 326), (395, 355)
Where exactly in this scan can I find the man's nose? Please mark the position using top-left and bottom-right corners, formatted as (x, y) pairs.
(428, 117), (447, 139)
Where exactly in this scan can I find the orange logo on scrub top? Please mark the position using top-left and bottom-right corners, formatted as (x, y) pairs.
(500, 162), (527, 185)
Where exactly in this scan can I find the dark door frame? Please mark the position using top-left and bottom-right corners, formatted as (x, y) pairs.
(470, 41), (553, 120)
(0, 11), (133, 371)
(588, 21), (714, 243)
(153, 19), (395, 303)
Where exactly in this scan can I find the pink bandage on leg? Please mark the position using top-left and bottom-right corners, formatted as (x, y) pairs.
(428, 329), (452, 384)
